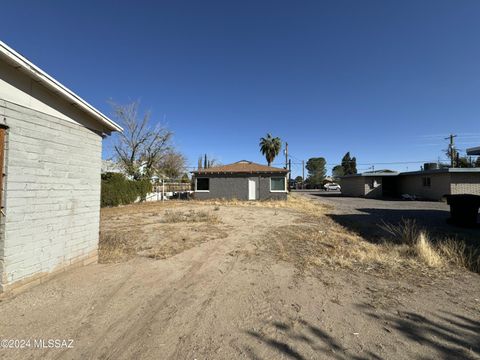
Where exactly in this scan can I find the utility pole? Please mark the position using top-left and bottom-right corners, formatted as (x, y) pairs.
(302, 160), (305, 189)
(288, 159), (291, 184)
(445, 134), (457, 168)
(284, 142), (288, 169)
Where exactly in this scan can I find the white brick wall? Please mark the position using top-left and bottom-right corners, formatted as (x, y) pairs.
(0, 101), (103, 290)
(450, 173), (480, 195)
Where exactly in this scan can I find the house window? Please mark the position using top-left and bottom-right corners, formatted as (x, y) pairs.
(422, 177), (431, 187)
(196, 178), (210, 191)
(270, 177), (286, 191)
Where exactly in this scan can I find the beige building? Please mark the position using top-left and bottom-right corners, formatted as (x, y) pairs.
(340, 168), (480, 201)
(0, 41), (121, 292)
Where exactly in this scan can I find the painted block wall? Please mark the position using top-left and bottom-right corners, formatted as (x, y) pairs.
(398, 173), (451, 200)
(193, 174), (287, 200)
(339, 177), (366, 197)
(258, 176), (288, 200)
(0, 101), (102, 291)
(0, 60), (105, 292)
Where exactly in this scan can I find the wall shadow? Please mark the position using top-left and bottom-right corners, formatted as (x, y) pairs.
(326, 208), (480, 248)
(358, 304), (480, 360)
(309, 192), (347, 198)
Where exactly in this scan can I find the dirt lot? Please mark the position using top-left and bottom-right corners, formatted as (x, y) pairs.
(0, 194), (479, 359)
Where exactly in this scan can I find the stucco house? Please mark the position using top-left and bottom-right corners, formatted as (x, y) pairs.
(340, 168), (480, 200)
(0, 41), (121, 292)
(191, 160), (289, 200)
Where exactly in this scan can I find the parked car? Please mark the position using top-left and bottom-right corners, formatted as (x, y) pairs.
(324, 183), (341, 191)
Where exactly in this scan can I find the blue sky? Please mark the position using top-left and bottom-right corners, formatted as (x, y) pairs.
(2, 0), (480, 176)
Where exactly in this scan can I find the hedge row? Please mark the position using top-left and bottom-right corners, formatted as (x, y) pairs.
(101, 173), (152, 207)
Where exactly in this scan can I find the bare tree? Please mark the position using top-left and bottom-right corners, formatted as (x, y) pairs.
(200, 154), (222, 168)
(208, 157), (222, 167)
(111, 101), (172, 180)
(156, 151), (186, 179)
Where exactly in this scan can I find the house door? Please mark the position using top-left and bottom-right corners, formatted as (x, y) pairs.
(248, 178), (257, 200)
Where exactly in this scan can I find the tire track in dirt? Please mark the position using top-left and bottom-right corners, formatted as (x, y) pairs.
(169, 252), (241, 359)
(89, 259), (207, 359)
(92, 231), (246, 359)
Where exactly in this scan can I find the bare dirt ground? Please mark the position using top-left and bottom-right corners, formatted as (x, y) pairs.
(0, 195), (479, 360)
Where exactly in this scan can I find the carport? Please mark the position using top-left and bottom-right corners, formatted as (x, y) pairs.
(382, 175), (400, 197)
(467, 146), (480, 156)
(340, 171), (399, 198)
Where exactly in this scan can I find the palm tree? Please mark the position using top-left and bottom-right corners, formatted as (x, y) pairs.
(259, 133), (282, 166)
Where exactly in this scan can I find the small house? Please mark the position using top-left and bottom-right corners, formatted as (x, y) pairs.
(340, 167), (480, 200)
(0, 41), (121, 292)
(191, 160), (289, 200)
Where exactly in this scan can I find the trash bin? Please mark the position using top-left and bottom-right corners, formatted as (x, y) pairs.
(445, 194), (480, 227)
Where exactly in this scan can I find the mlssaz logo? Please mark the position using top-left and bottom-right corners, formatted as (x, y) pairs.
(33, 339), (74, 349)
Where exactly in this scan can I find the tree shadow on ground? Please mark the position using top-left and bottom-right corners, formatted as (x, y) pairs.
(244, 318), (381, 360)
(358, 303), (480, 360)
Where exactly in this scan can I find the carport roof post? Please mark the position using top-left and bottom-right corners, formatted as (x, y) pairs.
(467, 146), (480, 156)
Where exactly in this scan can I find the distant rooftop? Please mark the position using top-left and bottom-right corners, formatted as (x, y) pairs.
(192, 160), (288, 174)
(341, 170), (399, 178)
(341, 167), (480, 178)
(400, 167), (480, 176)
(467, 146), (480, 156)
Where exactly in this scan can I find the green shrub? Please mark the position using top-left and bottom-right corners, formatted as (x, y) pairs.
(101, 173), (152, 207)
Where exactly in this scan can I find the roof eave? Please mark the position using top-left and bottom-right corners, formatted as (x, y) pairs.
(467, 146), (480, 156)
(0, 41), (123, 134)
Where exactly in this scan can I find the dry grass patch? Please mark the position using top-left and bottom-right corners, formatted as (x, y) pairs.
(415, 232), (444, 268)
(258, 199), (479, 277)
(380, 218), (420, 245)
(381, 219), (480, 273)
(263, 222), (421, 276)
(100, 203), (227, 263)
(198, 193), (330, 217)
(99, 232), (139, 263)
(162, 209), (219, 223)
(436, 239), (480, 272)
(138, 224), (229, 260)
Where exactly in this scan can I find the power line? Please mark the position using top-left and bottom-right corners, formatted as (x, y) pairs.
(273, 160), (450, 167)
(187, 159), (453, 171)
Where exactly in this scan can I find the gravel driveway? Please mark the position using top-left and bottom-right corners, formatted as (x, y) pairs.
(299, 191), (479, 242)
